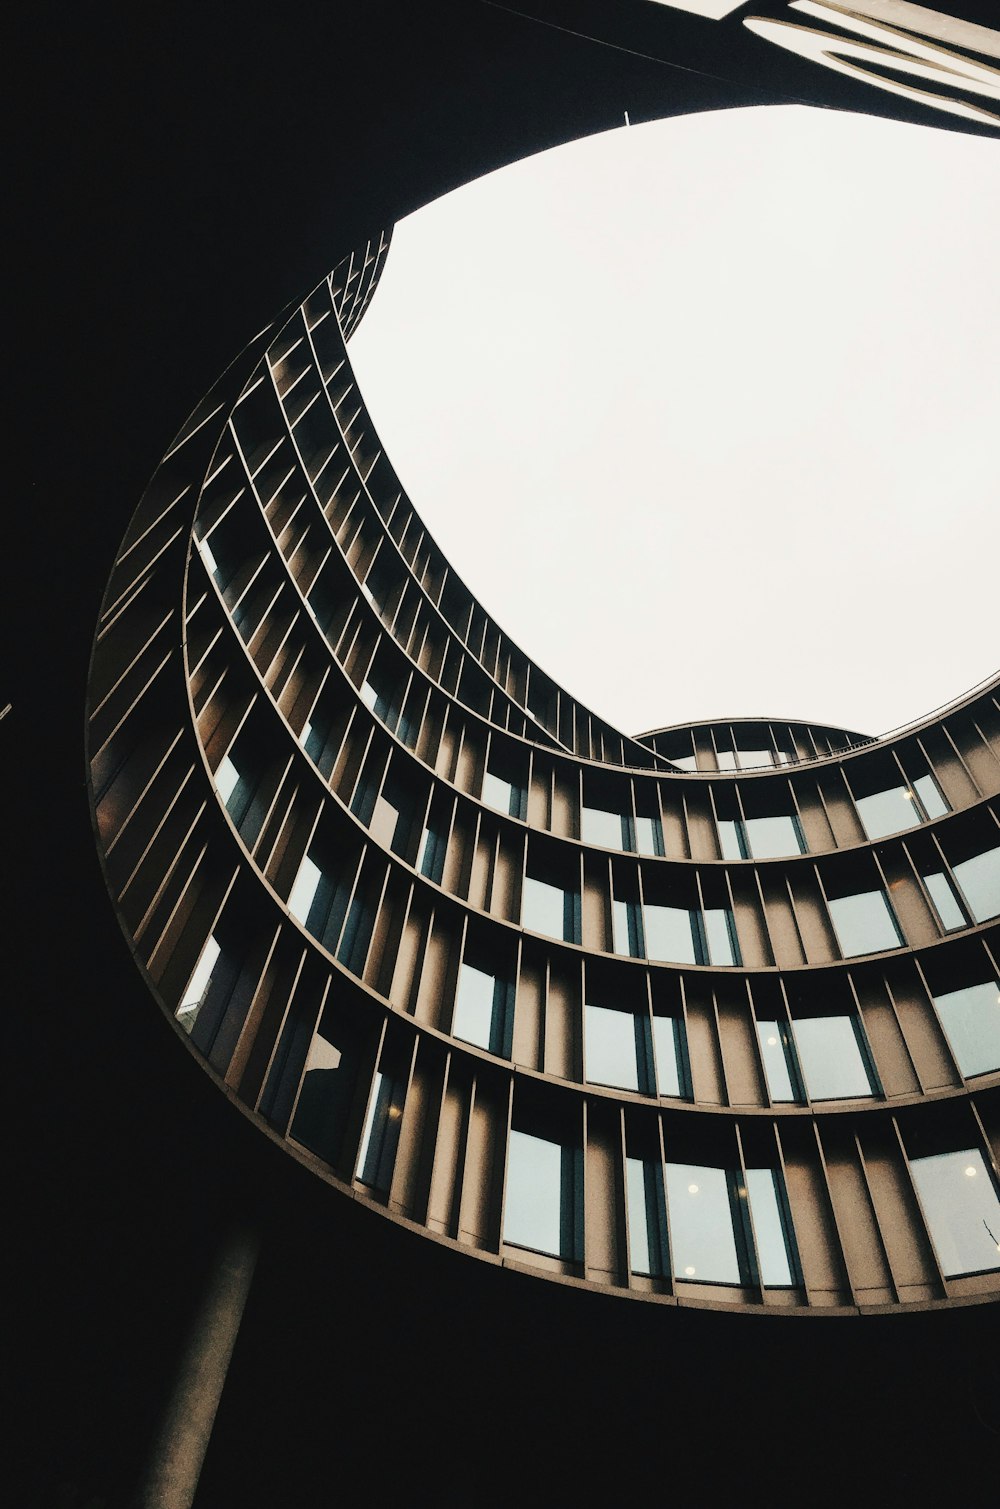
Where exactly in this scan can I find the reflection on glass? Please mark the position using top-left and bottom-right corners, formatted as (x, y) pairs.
(635, 815), (664, 857)
(290, 1032), (352, 1168)
(612, 898), (643, 957)
(716, 749), (738, 770)
(914, 773), (948, 820)
(756, 1019), (799, 1102)
(855, 785), (920, 840)
(737, 749), (773, 769)
(792, 1015), (876, 1100)
(581, 806), (627, 850)
(746, 1168), (797, 1286)
(704, 907), (740, 966)
(910, 1149), (1000, 1277)
(933, 981), (1000, 1077)
(670, 754), (698, 772)
(522, 875), (575, 942)
(626, 1157), (667, 1276)
(288, 854), (322, 926)
(745, 814), (805, 858)
(644, 904), (698, 965)
(828, 888), (903, 956)
(454, 962), (508, 1054)
(504, 1129), (577, 1258)
(585, 1004), (642, 1090)
(718, 819), (745, 861)
(355, 1071), (405, 1193)
(665, 1162), (741, 1284)
(952, 847), (1000, 923)
(923, 870), (966, 931)
(416, 822), (446, 884)
(215, 754), (240, 806)
(652, 1016), (687, 1098)
(176, 934), (221, 1034)
(482, 770), (523, 818)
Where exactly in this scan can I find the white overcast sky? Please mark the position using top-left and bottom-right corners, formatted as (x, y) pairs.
(348, 106), (999, 740)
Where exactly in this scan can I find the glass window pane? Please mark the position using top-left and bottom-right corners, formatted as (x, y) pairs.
(716, 749), (738, 770)
(289, 1031), (353, 1168)
(416, 823), (446, 884)
(914, 773), (948, 819)
(652, 1016), (685, 1097)
(454, 962), (499, 1051)
(626, 1157), (665, 1276)
(910, 1149), (1000, 1277)
(634, 816), (662, 857)
(581, 806), (626, 850)
(792, 1015), (875, 1100)
(585, 1004), (640, 1090)
(644, 904), (697, 964)
(215, 754), (240, 806)
(737, 749), (772, 769)
(177, 935), (221, 1032)
(504, 1130), (563, 1256)
(671, 754), (698, 772)
(855, 786), (919, 840)
(522, 875), (570, 941)
(482, 771), (517, 816)
(288, 854), (322, 926)
(612, 898), (641, 957)
(756, 1020), (798, 1102)
(355, 1072), (405, 1193)
(746, 1168), (796, 1286)
(923, 871), (966, 931)
(665, 1162), (741, 1284)
(704, 908), (739, 966)
(828, 889), (902, 956)
(933, 981), (1000, 1077)
(745, 815), (803, 858)
(718, 820), (745, 861)
(952, 847), (1000, 923)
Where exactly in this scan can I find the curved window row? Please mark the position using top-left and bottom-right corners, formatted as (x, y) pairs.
(86, 242), (1000, 1318)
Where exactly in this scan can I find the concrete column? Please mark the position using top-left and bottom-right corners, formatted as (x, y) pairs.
(139, 1221), (260, 1509)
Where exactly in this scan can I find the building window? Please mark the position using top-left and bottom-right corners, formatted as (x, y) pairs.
(932, 981), (1000, 1078)
(504, 1129), (582, 1260)
(416, 821), (447, 884)
(215, 754), (240, 807)
(197, 534), (220, 577)
(626, 1157), (668, 1276)
(581, 804), (628, 851)
(522, 874), (579, 943)
(704, 907), (740, 966)
(755, 1019), (802, 1103)
(855, 776), (950, 840)
(454, 961), (511, 1056)
(355, 1071), (405, 1194)
(634, 814), (664, 857)
(176, 934), (221, 1034)
(612, 896), (644, 958)
(827, 888), (903, 957)
(482, 768), (526, 819)
(909, 1149), (1000, 1278)
(665, 1162), (743, 1284)
(721, 814), (805, 861)
(790, 1014), (878, 1100)
(745, 1167), (799, 1286)
(287, 853), (323, 928)
(644, 903), (740, 966)
(644, 904), (699, 966)
(923, 869), (967, 931)
(584, 1004), (651, 1092)
(743, 814), (806, 859)
(951, 846), (1000, 924)
(652, 1015), (689, 1098)
(289, 1029), (355, 1169)
(855, 785), (922, 840)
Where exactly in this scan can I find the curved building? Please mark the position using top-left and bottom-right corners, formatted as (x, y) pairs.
(88, 237), (1000, 1320)
(17, 3), (1000, 1502)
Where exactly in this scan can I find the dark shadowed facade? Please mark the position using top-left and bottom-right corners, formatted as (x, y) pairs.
(10, 3), (1000, 1505)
